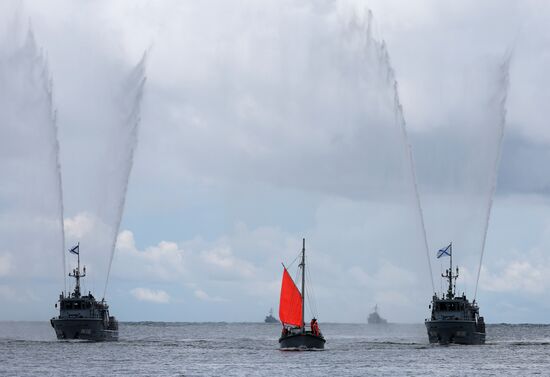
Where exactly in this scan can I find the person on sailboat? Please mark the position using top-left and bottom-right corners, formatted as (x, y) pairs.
(310, 318), (320, 336)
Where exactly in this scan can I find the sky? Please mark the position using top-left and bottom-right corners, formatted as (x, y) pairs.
(1, 0), (550, 323)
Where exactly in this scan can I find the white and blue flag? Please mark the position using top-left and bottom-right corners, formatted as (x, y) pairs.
(437, 243), (451, 258)
(69, 243), (79, 255)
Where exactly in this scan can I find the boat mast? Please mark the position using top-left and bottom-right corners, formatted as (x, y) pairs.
(300, 238), (306, 332)
(68, 243), (85, 298)
(442, 242), (457, 299)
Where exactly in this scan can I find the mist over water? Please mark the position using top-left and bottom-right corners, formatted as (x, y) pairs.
(0, 12), (65, 314)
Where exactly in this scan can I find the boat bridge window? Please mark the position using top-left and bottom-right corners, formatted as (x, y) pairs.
(436, 302), (465, 311)
(62, 300), (94, 310)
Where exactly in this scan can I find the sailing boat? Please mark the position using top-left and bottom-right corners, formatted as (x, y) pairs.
(278, 238), (325, 350)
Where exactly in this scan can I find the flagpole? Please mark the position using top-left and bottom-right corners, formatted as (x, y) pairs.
(77, 242), (80, 275)
(450, 242), (452, 275)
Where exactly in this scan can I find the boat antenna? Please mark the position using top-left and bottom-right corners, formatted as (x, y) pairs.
(300, 238), (306, 333)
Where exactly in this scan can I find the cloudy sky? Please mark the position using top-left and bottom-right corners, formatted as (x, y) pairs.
(1, 0), (550, 323)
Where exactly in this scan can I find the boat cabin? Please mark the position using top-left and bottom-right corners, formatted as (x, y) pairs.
(430, 295), (480, 321)
(57, 292), (111, 320)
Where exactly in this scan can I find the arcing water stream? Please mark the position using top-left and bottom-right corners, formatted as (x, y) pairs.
(411, 54), (512, 298)
(473, 55), (511, 299)
(102, 53), (147, 299)
(361, 11), (436, 293)
(0, 13), (66, 294)
(0, 6), (146, 302)
(343, 8), (510, 298)
(57, 51), (147, 300)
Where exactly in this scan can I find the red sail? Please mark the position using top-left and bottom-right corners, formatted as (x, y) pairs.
(279, 267), (302, 327)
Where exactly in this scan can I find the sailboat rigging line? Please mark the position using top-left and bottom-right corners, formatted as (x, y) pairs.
(286, 250), (301, 270)
(305, 262), (313, 316)
(305, 265), (318, 318)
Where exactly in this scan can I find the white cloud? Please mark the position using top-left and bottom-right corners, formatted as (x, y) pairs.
(200, 247), (256, 279)
(130, 287), (170, 303)
(481, 261), (546, 294)
(0, 285), (41, 303)
(479, 220), (550, 295)
(64, 212), (100, 239)
(193, 289), (226, 302)
(114, 230), (186, 282)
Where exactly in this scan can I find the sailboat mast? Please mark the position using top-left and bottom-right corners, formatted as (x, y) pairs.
(300, 238), (306, 332)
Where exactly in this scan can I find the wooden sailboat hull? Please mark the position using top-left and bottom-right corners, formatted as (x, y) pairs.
(279, 332), (325, 350)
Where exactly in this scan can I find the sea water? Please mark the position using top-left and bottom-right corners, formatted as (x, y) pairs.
(0, 322), (548, 376)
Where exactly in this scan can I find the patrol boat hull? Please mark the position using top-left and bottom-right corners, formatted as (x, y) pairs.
(279, 332), (325, 350)
(425, 320), (485, 345)
(51, 318), (118, 341)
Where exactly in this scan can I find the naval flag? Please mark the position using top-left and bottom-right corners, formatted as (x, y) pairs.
(69, 243), (79, 255)
(437, 243), (451, 258)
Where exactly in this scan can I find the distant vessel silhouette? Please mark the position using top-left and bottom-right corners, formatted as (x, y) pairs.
(264, 308), (278, 323)
(278, 238), (325, 350)
(425, 243), (485, 345)
(50, 244), (118, 341)
(368, 305), (388, 324)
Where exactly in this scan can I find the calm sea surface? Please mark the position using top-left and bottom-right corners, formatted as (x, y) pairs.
(0, 322), (549, 376)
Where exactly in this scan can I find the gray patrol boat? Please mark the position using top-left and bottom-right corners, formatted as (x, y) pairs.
(368, 305), (387, 324)
(425, 243), (485, 345)
(50, 244), (118, 341)
(264, 308), (278, 323)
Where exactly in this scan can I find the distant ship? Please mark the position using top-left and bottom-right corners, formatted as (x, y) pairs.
(264, 308), (278, 323)
(425, 243), (485, 345)
(50, 243), (118, 341)
(368, 305), (387, 324)
(278, 238), (325, 350)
